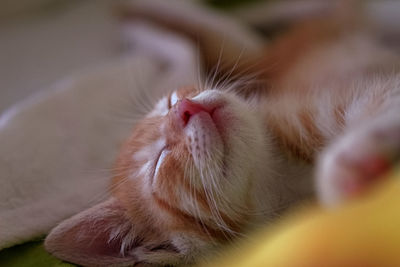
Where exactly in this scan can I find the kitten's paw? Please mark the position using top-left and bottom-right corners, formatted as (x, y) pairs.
(317, 121), (400, 206)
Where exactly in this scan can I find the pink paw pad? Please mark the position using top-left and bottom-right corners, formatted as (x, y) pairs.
(338, 154), (391, 197)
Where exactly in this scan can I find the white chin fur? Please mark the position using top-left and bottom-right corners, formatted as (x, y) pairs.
(188, 90), (272, 218)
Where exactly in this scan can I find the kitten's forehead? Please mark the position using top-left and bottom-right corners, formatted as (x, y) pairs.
(175, 86), (198, 99)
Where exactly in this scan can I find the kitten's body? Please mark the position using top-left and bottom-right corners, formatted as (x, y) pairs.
(263, 20), (400, 162)
(45, 9), (400, 267)
(260, 20), (400, 204)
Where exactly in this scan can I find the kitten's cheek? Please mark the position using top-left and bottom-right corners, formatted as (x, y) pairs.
(209, 107), (231, 134)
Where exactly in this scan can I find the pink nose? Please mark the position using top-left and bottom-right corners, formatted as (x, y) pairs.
(178, 99), (211, 125)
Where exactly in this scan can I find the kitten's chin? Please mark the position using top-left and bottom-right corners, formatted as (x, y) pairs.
(185, 109), (225, 169)
(182, 89), (268, 190)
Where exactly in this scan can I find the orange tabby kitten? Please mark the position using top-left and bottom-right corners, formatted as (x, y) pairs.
(45, 13), (400, 267)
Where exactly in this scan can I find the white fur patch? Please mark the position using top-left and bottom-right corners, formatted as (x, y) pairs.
(133, 138), (166, 163)
(149, 97), (168, 117)
(137, 161), (152, 178)
(170, 91), (179, 106)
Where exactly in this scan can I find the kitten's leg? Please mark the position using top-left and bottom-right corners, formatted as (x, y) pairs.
(121, 20), (199, 88)
(116, 0), (264, 77)
(317, 113), (400, 206)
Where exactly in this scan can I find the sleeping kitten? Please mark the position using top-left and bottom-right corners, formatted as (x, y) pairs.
(44, 85), (312, 266)
(45, 15), (400, 267)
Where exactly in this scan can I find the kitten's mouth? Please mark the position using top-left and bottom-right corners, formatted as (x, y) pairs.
(187, 104), (228, 138)
(186, 104), (229, 160)
(178, 97), (232, 174)
(179, 98), (225, 128)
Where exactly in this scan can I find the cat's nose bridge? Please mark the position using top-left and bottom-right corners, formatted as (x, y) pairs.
(177, 98), (213, 126)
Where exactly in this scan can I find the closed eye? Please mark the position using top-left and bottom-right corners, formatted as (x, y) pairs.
(152, 148), (170, 184)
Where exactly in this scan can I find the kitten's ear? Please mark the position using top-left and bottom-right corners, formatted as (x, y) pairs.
(45, 198), (146, 266)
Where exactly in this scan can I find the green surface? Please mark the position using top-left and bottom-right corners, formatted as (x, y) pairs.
(206, 0), (267, 9)
(0, 240), (75, 267)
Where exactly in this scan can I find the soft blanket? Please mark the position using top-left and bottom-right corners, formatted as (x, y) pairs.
(0, 36), (199, 265)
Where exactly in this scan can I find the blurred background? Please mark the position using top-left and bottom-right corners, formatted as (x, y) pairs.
(0, 0), (400, 265)
(2, 0), (399, 114)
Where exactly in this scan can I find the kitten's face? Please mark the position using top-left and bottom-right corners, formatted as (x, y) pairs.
(114, 86), (269, 239)
(45, 86), (272, 266)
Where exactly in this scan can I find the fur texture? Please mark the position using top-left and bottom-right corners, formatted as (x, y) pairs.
(45, 2), (400, 267)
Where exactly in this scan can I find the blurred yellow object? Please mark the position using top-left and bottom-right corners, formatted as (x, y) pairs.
(204, 169), (400, 267)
